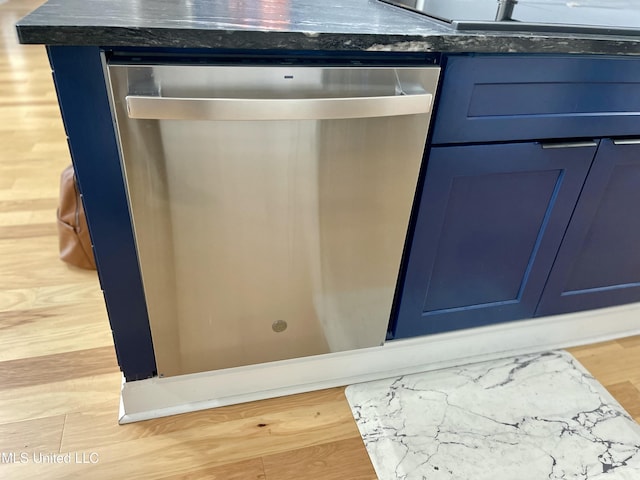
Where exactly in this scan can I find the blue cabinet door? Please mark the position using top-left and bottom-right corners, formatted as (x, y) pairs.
(392, 141), (596, 339)
(536, 139), (640, 316)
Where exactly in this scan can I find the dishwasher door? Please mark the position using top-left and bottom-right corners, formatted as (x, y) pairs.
(106, 63), (439, 377)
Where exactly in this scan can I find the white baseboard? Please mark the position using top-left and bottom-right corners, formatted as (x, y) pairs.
(119, 302), (640, 424)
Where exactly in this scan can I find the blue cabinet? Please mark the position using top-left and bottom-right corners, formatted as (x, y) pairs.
(536, 139), (640, 316)
(392, 53), (640, 339)
(392, 141), (596, 338)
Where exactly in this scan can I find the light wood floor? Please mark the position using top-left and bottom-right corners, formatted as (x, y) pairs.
(1, 1), (639, 478)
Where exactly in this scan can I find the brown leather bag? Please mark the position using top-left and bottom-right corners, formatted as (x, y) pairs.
(57, 165), (96, 270)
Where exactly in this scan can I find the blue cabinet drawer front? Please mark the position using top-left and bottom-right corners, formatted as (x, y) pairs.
(432, 55), (640, 144)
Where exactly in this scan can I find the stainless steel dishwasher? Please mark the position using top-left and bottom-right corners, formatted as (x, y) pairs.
(106, 60), (440, 377)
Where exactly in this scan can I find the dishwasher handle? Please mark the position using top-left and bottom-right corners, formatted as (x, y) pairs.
(125, 91), (434, 121)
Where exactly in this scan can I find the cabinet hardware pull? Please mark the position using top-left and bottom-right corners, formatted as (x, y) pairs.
(541, 141), (598, 149)
(613, 139), (640, 145)
(126, 92), (433, 121)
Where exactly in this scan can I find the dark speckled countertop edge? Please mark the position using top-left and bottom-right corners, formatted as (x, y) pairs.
(15, 0), (640, 56)
(14, 24), (640, 56)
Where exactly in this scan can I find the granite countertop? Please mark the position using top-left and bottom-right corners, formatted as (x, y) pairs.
(16, 0), (640, 55)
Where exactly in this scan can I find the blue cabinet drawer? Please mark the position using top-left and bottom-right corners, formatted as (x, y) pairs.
(432, 55), (640, 144)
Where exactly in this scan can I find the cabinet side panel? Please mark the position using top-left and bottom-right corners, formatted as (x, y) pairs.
(47, 46), (156, 380)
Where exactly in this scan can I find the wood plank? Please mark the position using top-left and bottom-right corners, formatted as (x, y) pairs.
(262, 437), (377, 480)
(0, 459), (87, 480)
(0, 210), (57, 226)
(0, 222), (57, 239)
(61, 388), (357, 451)
(156, 458), (266, 480)
(52, 398), (360, 479)
(0, 198), (59, 214)
(0, 282), (102, 312)
(0, 236), (96, 289)
(0, 346), (118, 390)
(0, 373), (122, 424)
(0, 302), (112, 362)
(605, 381), (640, 422)
(615, 335), (640, 349)
(566, 340), (624, 358)
(570, 345), (640, 386)
(0, 415), (65, 452)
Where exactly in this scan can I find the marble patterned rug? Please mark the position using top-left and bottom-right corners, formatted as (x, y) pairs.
(345, 351), (640, 479)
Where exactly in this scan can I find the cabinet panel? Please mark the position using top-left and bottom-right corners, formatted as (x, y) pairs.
(424, 170), (558, 311)
(536, 139), (640, 315)
(432, 55), (640, 145)
(48, 46), (156, 381)
(392, 142), (596, 339)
